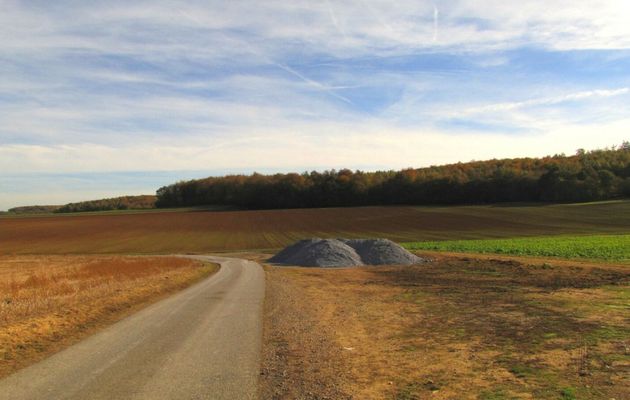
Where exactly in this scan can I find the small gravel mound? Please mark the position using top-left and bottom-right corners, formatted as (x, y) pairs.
(341, 238), (421, 265)
(270, 238), (423, 267)
(269, 238), (362, 267)
(268, 238), (322, 263)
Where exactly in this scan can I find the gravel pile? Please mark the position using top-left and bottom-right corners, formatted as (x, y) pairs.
(269, 239), (362, 267)
(342, 238), (421, 265)
(269, 238), (423, 267)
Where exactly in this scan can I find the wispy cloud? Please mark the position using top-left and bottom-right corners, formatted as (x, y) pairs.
(1, 1), (630, 208)
(461, 87), (630, 115)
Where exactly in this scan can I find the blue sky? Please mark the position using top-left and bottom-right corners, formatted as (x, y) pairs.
(1, 0), (630, 210)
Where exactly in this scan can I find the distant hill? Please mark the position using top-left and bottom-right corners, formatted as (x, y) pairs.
(156, 143), (630, 209)
(55, 195), (156, 213)
(8, 205), (62, 214)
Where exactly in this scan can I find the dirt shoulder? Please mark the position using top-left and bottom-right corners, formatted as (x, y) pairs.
(260, 253), (629, 399)
(0, 255), (218, 378)
(261, 264), (353, 399)
(416, 250), (630, 270)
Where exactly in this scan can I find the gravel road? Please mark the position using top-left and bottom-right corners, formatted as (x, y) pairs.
(0, 256), (265, 400)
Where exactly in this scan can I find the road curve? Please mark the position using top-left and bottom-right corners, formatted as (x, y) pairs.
(0, 256), (265, 400)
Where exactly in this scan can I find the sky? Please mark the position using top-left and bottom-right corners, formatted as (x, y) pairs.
(1, 0), (630, 210)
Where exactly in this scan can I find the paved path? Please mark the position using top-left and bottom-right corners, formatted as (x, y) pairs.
(0, 256), (265, 400)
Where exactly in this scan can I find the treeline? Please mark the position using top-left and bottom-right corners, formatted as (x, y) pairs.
(8, 205), (61, 214)
(155, 144), (630, 209)
(55, 195), (156, 213)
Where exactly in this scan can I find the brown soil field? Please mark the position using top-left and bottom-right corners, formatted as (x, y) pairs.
(0, 255), (217, 377)
(260, 253), (630, 400)
(1, 201), (629, 254)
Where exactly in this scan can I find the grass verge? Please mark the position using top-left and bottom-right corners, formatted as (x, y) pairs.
(0, 255), (218, 378)
(260, 254), (629, 399)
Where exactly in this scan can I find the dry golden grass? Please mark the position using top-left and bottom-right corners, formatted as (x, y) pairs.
(261, 254), (629, 400)
(0, 255), (217, 377)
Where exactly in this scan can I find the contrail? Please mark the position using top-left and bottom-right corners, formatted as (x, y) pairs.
(274, 62), (354, 104)
(326, 0), (347, 38)
(433, 5), (439, 42)
(172, 5), (354, 105)
(355, 0), (396, 33)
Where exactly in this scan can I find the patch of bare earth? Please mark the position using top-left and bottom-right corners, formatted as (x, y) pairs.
(0, 255), (217, 378)
(260, 254), (629, 399)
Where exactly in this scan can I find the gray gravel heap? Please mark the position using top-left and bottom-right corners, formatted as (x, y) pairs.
(342, 238), (421, 265)
(269, 238), (362, 267)
(269, 238), (422, 267)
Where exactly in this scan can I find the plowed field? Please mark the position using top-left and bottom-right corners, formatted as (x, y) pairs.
(1, 201), (629, 254)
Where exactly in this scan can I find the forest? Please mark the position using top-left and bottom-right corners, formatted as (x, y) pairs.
(54, 195), (156, 213)
(7, 205), (61, 214)
(155, 144), (630, 209)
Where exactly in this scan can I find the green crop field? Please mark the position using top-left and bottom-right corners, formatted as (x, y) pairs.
(403, 234), (630, 262)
